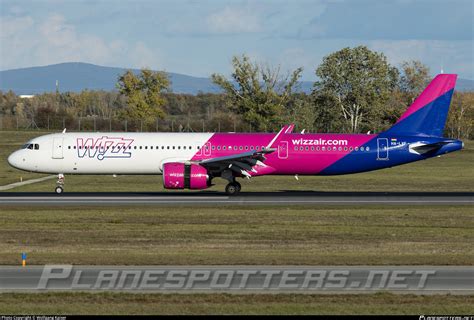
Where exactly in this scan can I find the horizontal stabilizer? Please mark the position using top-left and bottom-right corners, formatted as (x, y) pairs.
(409, 141), (449, 155)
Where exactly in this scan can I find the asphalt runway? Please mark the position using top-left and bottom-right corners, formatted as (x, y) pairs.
(1, 266), (473, 293)
(0, 191), (473, 205)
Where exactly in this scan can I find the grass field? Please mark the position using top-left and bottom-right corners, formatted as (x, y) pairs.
(0, 130), (473, 192)
(0, 292), (472, 315)
(0, 205), (472, 265)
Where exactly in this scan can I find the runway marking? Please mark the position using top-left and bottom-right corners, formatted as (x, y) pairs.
(1, 193), (472, 205)
(0, 199), (472, 205)
(0, 175), (56, 191)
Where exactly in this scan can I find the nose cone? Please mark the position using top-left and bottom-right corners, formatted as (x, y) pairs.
(7, 151), (23, 170)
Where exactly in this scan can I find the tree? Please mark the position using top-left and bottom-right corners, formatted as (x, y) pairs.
(211, 54), (303, 131)
(116, 68), (170, 123)
(446, 91), (474, 139)
(313, 46), (399, 133)
(399, 60), (431, 104)
(284, 93), (317, 132)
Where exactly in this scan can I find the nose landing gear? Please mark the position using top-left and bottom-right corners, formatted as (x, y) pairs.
(55, 174), (65, 194)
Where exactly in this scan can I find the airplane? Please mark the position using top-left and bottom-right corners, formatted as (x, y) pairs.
(7, 74), (463, 195)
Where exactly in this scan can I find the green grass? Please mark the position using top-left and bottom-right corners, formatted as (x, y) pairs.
(0, 292), (472, 314)
(0, 131), (472, 192)
(1, 205), (472, 265)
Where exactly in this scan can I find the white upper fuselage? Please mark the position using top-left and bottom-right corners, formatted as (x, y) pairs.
(8, 132), (213, 174)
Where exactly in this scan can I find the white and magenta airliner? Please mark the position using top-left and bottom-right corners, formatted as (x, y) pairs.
(8, 74), (463, 195)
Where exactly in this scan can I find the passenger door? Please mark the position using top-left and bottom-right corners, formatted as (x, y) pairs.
(377, 138), (389, 160)
(52, 138), (64, 159)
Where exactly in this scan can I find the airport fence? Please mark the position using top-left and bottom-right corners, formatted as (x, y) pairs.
(0, 114), (277, 133)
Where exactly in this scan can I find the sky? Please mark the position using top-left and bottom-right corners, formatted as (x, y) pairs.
(0, 0), (473, 80)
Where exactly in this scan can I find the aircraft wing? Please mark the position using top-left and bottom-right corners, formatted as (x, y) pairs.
(193, 123), (292, 177)
(196, 148), (276, 177)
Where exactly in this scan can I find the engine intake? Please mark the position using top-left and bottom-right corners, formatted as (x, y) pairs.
(162, 162), (210, 190)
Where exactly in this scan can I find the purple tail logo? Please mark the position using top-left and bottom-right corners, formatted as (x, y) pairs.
(76, 136), (134, 160)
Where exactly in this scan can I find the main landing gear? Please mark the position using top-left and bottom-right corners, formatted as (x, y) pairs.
(221, 169), (241, 196)
(55, 174), (64, 194)
(225, 181), (241, 196)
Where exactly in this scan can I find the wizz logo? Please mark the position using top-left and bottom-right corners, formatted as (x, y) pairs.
(76, 136), (134, 161)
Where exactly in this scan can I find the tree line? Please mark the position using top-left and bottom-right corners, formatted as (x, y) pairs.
(0, 46), (472, 139)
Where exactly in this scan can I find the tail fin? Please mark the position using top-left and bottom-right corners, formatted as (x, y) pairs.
(384, 74), (457, 137)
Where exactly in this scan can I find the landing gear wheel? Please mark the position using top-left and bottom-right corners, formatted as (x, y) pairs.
(55, 186), (64, 194)
(234, 181), (241, 193)
(225, 182), (240, 196)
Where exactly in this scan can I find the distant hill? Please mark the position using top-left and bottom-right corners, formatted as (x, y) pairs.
(0, 62), (223, 95)
(0, 62), (472, 95)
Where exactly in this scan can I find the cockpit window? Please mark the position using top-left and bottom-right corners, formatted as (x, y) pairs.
(21, 143), (39, 150)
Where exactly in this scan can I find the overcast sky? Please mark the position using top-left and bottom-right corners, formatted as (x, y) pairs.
(1, 0), (473, 80)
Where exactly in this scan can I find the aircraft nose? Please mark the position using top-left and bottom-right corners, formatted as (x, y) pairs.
(7, 151), (22, 170)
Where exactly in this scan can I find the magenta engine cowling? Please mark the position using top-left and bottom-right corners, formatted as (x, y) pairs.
(162, 162), (210, 189)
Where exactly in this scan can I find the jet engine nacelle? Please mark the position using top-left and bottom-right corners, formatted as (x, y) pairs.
(162, 162), (210, 190)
